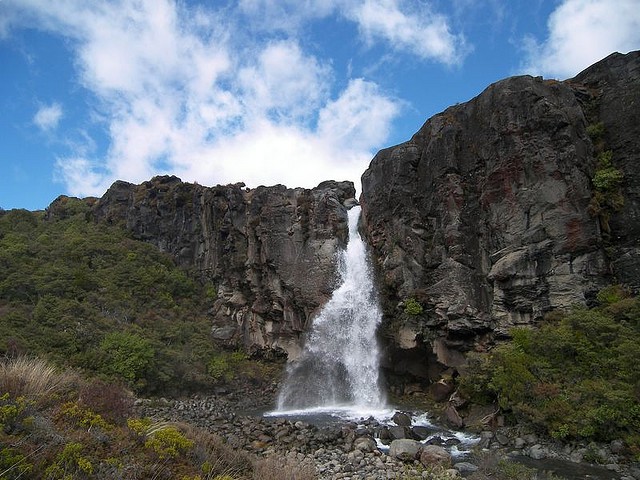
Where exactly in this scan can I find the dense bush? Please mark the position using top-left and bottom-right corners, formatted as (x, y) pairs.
(0, 201), (221, 394)
(459, 290), (640, 457)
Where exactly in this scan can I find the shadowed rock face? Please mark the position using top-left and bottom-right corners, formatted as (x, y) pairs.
(91, 176), (356, 359)
(571, 52), (640, 288)
(360, 51), (640, 386)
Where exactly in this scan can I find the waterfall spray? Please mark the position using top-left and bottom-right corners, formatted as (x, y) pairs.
(276, 206), (385, 410)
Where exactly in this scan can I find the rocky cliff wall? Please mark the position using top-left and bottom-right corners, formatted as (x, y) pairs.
(360, 51), (640, 390)
(91, 176), (356, 359)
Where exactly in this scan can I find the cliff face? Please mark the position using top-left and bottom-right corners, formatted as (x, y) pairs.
(81, 51), (639, 392)
(91, 177), (356, 359)
(360, 51), (640, 387)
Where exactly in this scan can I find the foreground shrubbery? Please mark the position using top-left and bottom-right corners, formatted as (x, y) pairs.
(0, 201), (278, 394)
(460, 287), (640, 458)
(0, 356), (314, 480)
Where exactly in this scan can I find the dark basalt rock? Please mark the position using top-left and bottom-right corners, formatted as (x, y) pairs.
(360, 50), (640, 384)
(67, 51), (639, 394)
(91, 176), (356, 358)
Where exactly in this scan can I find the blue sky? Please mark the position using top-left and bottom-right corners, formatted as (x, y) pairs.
(1, 0), (639, 211)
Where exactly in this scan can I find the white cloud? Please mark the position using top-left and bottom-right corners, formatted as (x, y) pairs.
(33, 102), (63, 131)
(54, 157), (105, 197)
(318, 78), (401, 151)
(521, 0), (640, 78)
(238, 0), (338, 31)
(3, 0), (403, 197)
(344, 0), (468, 65)
(238, 40), (332, 122)
(239, 0), (468, 65)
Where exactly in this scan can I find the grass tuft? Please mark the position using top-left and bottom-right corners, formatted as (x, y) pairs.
(0, 356), (71, 399)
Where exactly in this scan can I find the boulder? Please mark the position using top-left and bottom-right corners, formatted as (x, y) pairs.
(529, 444), (547, 460)
(389, 439), (421, 461)
(392, 411), (412, 426)
(419, 445), (452, 467)
(444, 404), (464, 428)
(388, 425), (412, 440)
(353, 436), (378, 453)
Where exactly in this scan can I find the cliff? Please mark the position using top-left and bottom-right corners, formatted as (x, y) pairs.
(79, 51), (640, 393)
(90, 177), (356, 359)
(360, 50), (640, 389)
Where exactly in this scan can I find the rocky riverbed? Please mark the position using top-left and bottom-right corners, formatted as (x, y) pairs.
(135, 393), (640, 480)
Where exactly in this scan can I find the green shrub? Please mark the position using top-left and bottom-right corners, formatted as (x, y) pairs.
(460, 293), (640, 449)
(0, 393), (32, 434)
(0, 447), (33, 479)
(586, 121), (605, 142)
(404, 298), (423, 315)
(127, 418), (194, 459)
(98, 332), (155, 386)
(592, 151), (623, 193)
(207, 350), (250, 383)
(596, 284), (628, 305)
(60, 401), (111, 431)
(43, 442), (94, 478)
(145, 425), (194, 459)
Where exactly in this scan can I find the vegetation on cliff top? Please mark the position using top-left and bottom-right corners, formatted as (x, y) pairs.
(460, 285), (640, 459)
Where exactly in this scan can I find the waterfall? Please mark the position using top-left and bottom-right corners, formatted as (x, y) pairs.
(276, 205), (385, 410)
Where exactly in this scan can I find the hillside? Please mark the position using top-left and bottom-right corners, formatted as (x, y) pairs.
(0, 197), (278, 396)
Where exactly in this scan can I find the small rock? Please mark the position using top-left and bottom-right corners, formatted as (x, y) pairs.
(454, 462), (479, 473)
(529, 444), (547, 460)
(610, 439), (625, 454)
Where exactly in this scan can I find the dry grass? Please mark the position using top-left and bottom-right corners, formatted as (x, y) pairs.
(0, 356), (74, 399)
(252, 456), (317, 480)
(181, 423), (254, 479)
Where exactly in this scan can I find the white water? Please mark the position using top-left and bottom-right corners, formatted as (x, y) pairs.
(275, 206), (385, 412)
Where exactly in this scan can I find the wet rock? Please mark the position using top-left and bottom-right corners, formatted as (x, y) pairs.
(529, 444), (547, 460)
(444, 404), (464, 428)
(392, 411), (412, 427)
(411, 426), (432, 440)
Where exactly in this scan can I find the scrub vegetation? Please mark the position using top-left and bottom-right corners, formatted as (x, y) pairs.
(459, 285), (640, 459)
(0, 356), (314, 479)
(0, 198), (276, 395)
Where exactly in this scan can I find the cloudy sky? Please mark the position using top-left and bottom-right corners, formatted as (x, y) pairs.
(1, 0), (639, 210)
